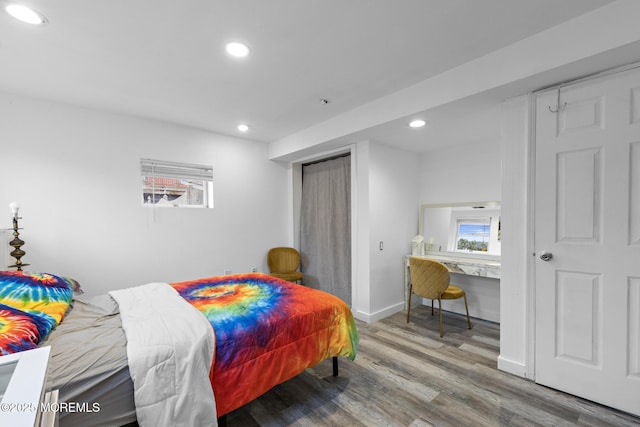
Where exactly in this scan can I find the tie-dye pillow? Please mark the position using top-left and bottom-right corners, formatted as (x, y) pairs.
(0, 270), (73, 324)
(0, 270), (73, 352)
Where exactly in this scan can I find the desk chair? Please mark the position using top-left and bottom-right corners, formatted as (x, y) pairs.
(406, 256), (472, 337)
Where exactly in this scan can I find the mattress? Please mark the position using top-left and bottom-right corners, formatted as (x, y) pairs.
(40, 294), (136, 427)
(37, 274), (358, 426)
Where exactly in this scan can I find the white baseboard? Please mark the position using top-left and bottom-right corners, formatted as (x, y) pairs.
(497, 355), (527, 378)
(354, 301), (405, 323)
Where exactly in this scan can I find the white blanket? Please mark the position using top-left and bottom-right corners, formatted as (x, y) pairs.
(110, 283), (217, 427)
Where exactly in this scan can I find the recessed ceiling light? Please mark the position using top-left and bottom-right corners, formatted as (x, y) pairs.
(409, 119), (426, 128)
(5, 4), (47, 25)
(225, 42), (250, 58)
(237, 124), (249, 132)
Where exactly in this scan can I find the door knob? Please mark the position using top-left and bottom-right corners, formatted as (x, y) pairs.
(540, 252), (553, 262)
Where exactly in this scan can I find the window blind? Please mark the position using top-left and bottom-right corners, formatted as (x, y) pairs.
(140, 159), (213, 181)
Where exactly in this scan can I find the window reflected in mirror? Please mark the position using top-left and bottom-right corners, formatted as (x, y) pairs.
(420, 202), (501, 256)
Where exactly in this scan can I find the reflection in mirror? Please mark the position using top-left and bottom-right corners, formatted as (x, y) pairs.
(419, 201), (501, 256)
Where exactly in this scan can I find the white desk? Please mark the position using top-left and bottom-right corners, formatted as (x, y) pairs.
(404, 252), (501, 314)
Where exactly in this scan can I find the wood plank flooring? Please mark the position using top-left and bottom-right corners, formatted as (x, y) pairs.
(225, 306), (640, 426)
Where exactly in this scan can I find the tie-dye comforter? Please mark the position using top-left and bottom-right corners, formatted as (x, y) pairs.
(0, 271), (73, 355)
(171, 273), (359, 416)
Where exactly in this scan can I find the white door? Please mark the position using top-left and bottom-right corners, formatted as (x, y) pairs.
(534, 66), (640, 416)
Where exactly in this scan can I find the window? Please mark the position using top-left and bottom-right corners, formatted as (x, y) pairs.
(140, 159), (213, 208)
(446, 207), (501, 255)
(455, 219), (491, 252)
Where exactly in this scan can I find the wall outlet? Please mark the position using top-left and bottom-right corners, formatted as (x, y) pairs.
(224, 269), (232, 275)
(251, 267), (257, 273)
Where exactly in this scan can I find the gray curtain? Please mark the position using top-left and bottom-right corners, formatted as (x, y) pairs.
(300, 155), (351, 305)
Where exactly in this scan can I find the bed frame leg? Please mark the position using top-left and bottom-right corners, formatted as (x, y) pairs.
(217, 414), (227, 427)
(332, 356), (339, 376)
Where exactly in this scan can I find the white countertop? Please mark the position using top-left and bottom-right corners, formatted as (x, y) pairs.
(406, 252), (501, 279)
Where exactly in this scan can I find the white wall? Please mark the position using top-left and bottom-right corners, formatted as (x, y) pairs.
(0, 92), (289, 296)
(352, 141), (370, 318)
(365, 141), (420, 321)
(419, 141), (501, 203)
(418, 141), (502, 323)
(498, 95), (532, 378)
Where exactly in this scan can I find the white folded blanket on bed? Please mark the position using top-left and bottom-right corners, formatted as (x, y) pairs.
(109, 283), (217, 427)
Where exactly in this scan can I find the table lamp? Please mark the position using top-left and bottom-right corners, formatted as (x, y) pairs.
(8, 202), (29, 271)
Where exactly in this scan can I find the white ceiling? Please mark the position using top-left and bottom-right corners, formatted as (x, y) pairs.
(0, 0), (617, 152)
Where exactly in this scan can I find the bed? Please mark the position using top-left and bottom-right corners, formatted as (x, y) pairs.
(0, 271), (359, 426)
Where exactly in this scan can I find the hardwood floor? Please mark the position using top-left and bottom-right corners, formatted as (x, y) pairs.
(226, 306), (640, 426)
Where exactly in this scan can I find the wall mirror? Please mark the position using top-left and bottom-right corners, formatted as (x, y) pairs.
(419, 201), (501, 258)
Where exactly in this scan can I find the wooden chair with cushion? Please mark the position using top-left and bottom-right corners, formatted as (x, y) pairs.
(406, 256), (472, 337)
(267, 247), (304, 284)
